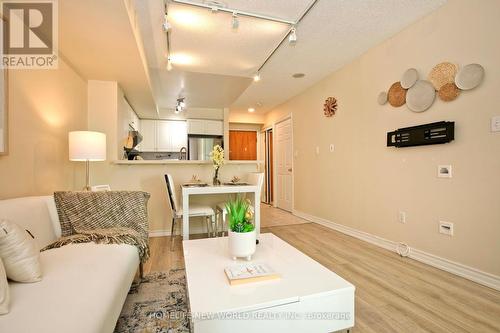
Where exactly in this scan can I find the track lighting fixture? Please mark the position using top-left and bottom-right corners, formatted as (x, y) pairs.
(162, 14), (171, 32)
(288, 27), (297, 45)
(167, 57), (173, 71)
(176, 97), (186, 113)
(231, 12), (239, 30)
(253, 72), (261, 82)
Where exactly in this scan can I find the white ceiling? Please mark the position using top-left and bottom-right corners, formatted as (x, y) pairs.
(135, 0), (446, 115)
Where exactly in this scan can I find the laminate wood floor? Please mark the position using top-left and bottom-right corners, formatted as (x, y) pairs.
(144, 208), (500, 333)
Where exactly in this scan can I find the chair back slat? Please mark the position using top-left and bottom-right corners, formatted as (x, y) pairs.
(164, 174), (179, 213)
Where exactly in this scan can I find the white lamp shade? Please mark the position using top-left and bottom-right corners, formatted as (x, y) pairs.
(69, 131), (106, 161)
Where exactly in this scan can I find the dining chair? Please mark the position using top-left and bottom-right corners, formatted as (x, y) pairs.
(164, 174), (215, 250)
(215, 172), (264, 236)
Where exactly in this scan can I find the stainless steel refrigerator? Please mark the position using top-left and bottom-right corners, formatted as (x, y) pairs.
(188, 135), (223, 160)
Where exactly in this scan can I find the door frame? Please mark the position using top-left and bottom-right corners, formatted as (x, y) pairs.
(271, 113), (294, 211)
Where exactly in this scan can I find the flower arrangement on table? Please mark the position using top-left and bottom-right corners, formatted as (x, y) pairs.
(209, 145), (224, 185)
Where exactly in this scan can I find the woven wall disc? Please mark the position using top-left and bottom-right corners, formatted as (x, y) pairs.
(387, 82), (407, 107)
(455, 63), (484, 90)
(377, 91), (388, 105)
(438, 82), (461, 102)
(428, 62), (458, 90)
(401, 68), (419, 89)
(406, 80), (435, 112)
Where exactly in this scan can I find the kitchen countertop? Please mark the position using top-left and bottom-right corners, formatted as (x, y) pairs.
(113, 160), (264, 165)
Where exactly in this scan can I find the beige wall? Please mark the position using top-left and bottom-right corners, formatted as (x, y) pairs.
(265, 0), (500, 276)
(0, 59), (88, 199)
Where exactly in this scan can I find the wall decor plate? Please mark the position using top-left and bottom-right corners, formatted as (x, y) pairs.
(406, 80), (436, 112)
(387, 82), (406, 107)
(428, 62), (458, 90)
(455, 63), (484, 90)
(323, 97), (337, 117)
(400, 68), (418, 89)
(377, 91), (388, 105)
(438, 82), (461, 102)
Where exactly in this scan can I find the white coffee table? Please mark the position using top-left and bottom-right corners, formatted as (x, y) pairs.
(182, 233), (355, 333)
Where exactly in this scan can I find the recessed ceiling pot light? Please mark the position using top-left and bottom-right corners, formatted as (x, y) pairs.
(292, 73), (305, 78)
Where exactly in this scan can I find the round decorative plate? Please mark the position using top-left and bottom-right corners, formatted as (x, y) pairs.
(387, 82), (407, 107)
(323, 97), (337, 117)
(406, 80), (436, 112)
(400, 68), (419, 89)
(455, 63), (484, 90)
(438, 83), (461, 102)
(377, 91), (388, 105)
(428, 62), (458, 90)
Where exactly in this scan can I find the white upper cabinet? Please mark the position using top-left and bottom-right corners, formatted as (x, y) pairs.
(187, 119), (205, 135)
(187, 119), (223, 136)
(139, 120), (187, 152)
(139, 120), (156, 152)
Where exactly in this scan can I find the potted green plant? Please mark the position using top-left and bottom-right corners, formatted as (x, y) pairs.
(225, 196), (256, 260)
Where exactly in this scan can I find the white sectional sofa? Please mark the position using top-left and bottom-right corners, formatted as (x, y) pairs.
(0, 196), (140, 333)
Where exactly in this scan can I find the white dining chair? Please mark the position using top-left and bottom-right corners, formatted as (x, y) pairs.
(164, 174), (215, 250)
(215, 172), (264, 236)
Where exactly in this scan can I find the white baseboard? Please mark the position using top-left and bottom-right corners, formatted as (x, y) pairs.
(293, 209), (500, 291)
(149, 230), (171, 237)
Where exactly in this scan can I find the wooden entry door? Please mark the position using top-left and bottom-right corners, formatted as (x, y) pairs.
(229, 130), (257, 160)
(275, 119), (293, 212)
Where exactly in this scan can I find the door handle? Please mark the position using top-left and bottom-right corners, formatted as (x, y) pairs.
(288, 168), (292, 172)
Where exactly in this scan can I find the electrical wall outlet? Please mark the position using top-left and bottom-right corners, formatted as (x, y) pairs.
(439, 221), (454, 236)
(329, 144), (335, 152)
(438, 165), (452, 178)
(491, 116), (500, 132)
(399, 211), (406, 224)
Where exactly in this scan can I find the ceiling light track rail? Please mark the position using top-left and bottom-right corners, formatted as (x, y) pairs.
(171, 0), (295, 25)
(256, 0), (319, 73)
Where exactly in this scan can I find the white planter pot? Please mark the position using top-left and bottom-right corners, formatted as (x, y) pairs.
(228, 229), (256, 260)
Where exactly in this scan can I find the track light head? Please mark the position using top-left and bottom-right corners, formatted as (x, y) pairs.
(231, 12), (239, 30)
(176, 97), (186, 113)
(167, 58), (173, 71)
(162, 14), (171, 32)
(253, 72), (261, 82)
(288, 27), (297, 45)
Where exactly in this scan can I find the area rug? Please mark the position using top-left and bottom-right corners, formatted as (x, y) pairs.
(114, 269), (191, 333)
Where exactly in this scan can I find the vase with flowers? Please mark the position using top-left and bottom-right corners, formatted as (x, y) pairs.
(225, 196), (256, 260)
(209, 144), (224, 186)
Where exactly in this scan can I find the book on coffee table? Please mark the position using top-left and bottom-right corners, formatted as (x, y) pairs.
(224, 263), (280, 286)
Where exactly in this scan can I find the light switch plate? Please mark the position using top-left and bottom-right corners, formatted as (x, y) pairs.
(491, 116), (500, 132)
(315, 146), (320, 155)
(438, 165), (452, 178)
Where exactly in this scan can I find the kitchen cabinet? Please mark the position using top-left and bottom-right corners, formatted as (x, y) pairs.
(139, 120), (156, 152)
(139, 120), (187, 152)
(157, 120), (187, 152)
(187, 119), (223, 136)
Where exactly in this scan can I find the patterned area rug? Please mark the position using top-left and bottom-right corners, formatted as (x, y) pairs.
(114, 269), (191, 333)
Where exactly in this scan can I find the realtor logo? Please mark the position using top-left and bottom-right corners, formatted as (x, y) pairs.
(1, 0), (58, 69)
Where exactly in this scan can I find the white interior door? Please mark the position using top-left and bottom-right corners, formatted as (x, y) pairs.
(275, 118), (293, 212)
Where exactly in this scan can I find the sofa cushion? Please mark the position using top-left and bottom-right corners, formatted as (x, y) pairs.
(0, 196), (60, 250)
(0, 243), (139, 333)
(0, 258), (9, 315)
(0, 219), (42, 282)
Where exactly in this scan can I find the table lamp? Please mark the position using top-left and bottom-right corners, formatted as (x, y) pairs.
(69, 131), (106, 191)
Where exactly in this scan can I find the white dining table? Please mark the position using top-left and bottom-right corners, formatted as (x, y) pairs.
(181, 184), (260, 240)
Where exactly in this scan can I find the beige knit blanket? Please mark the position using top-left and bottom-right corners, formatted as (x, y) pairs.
(42, 191), (150, 263)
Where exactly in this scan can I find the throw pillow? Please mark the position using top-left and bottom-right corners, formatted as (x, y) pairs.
(0, 258), (9, 314)
(0, 219), (42, 282)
